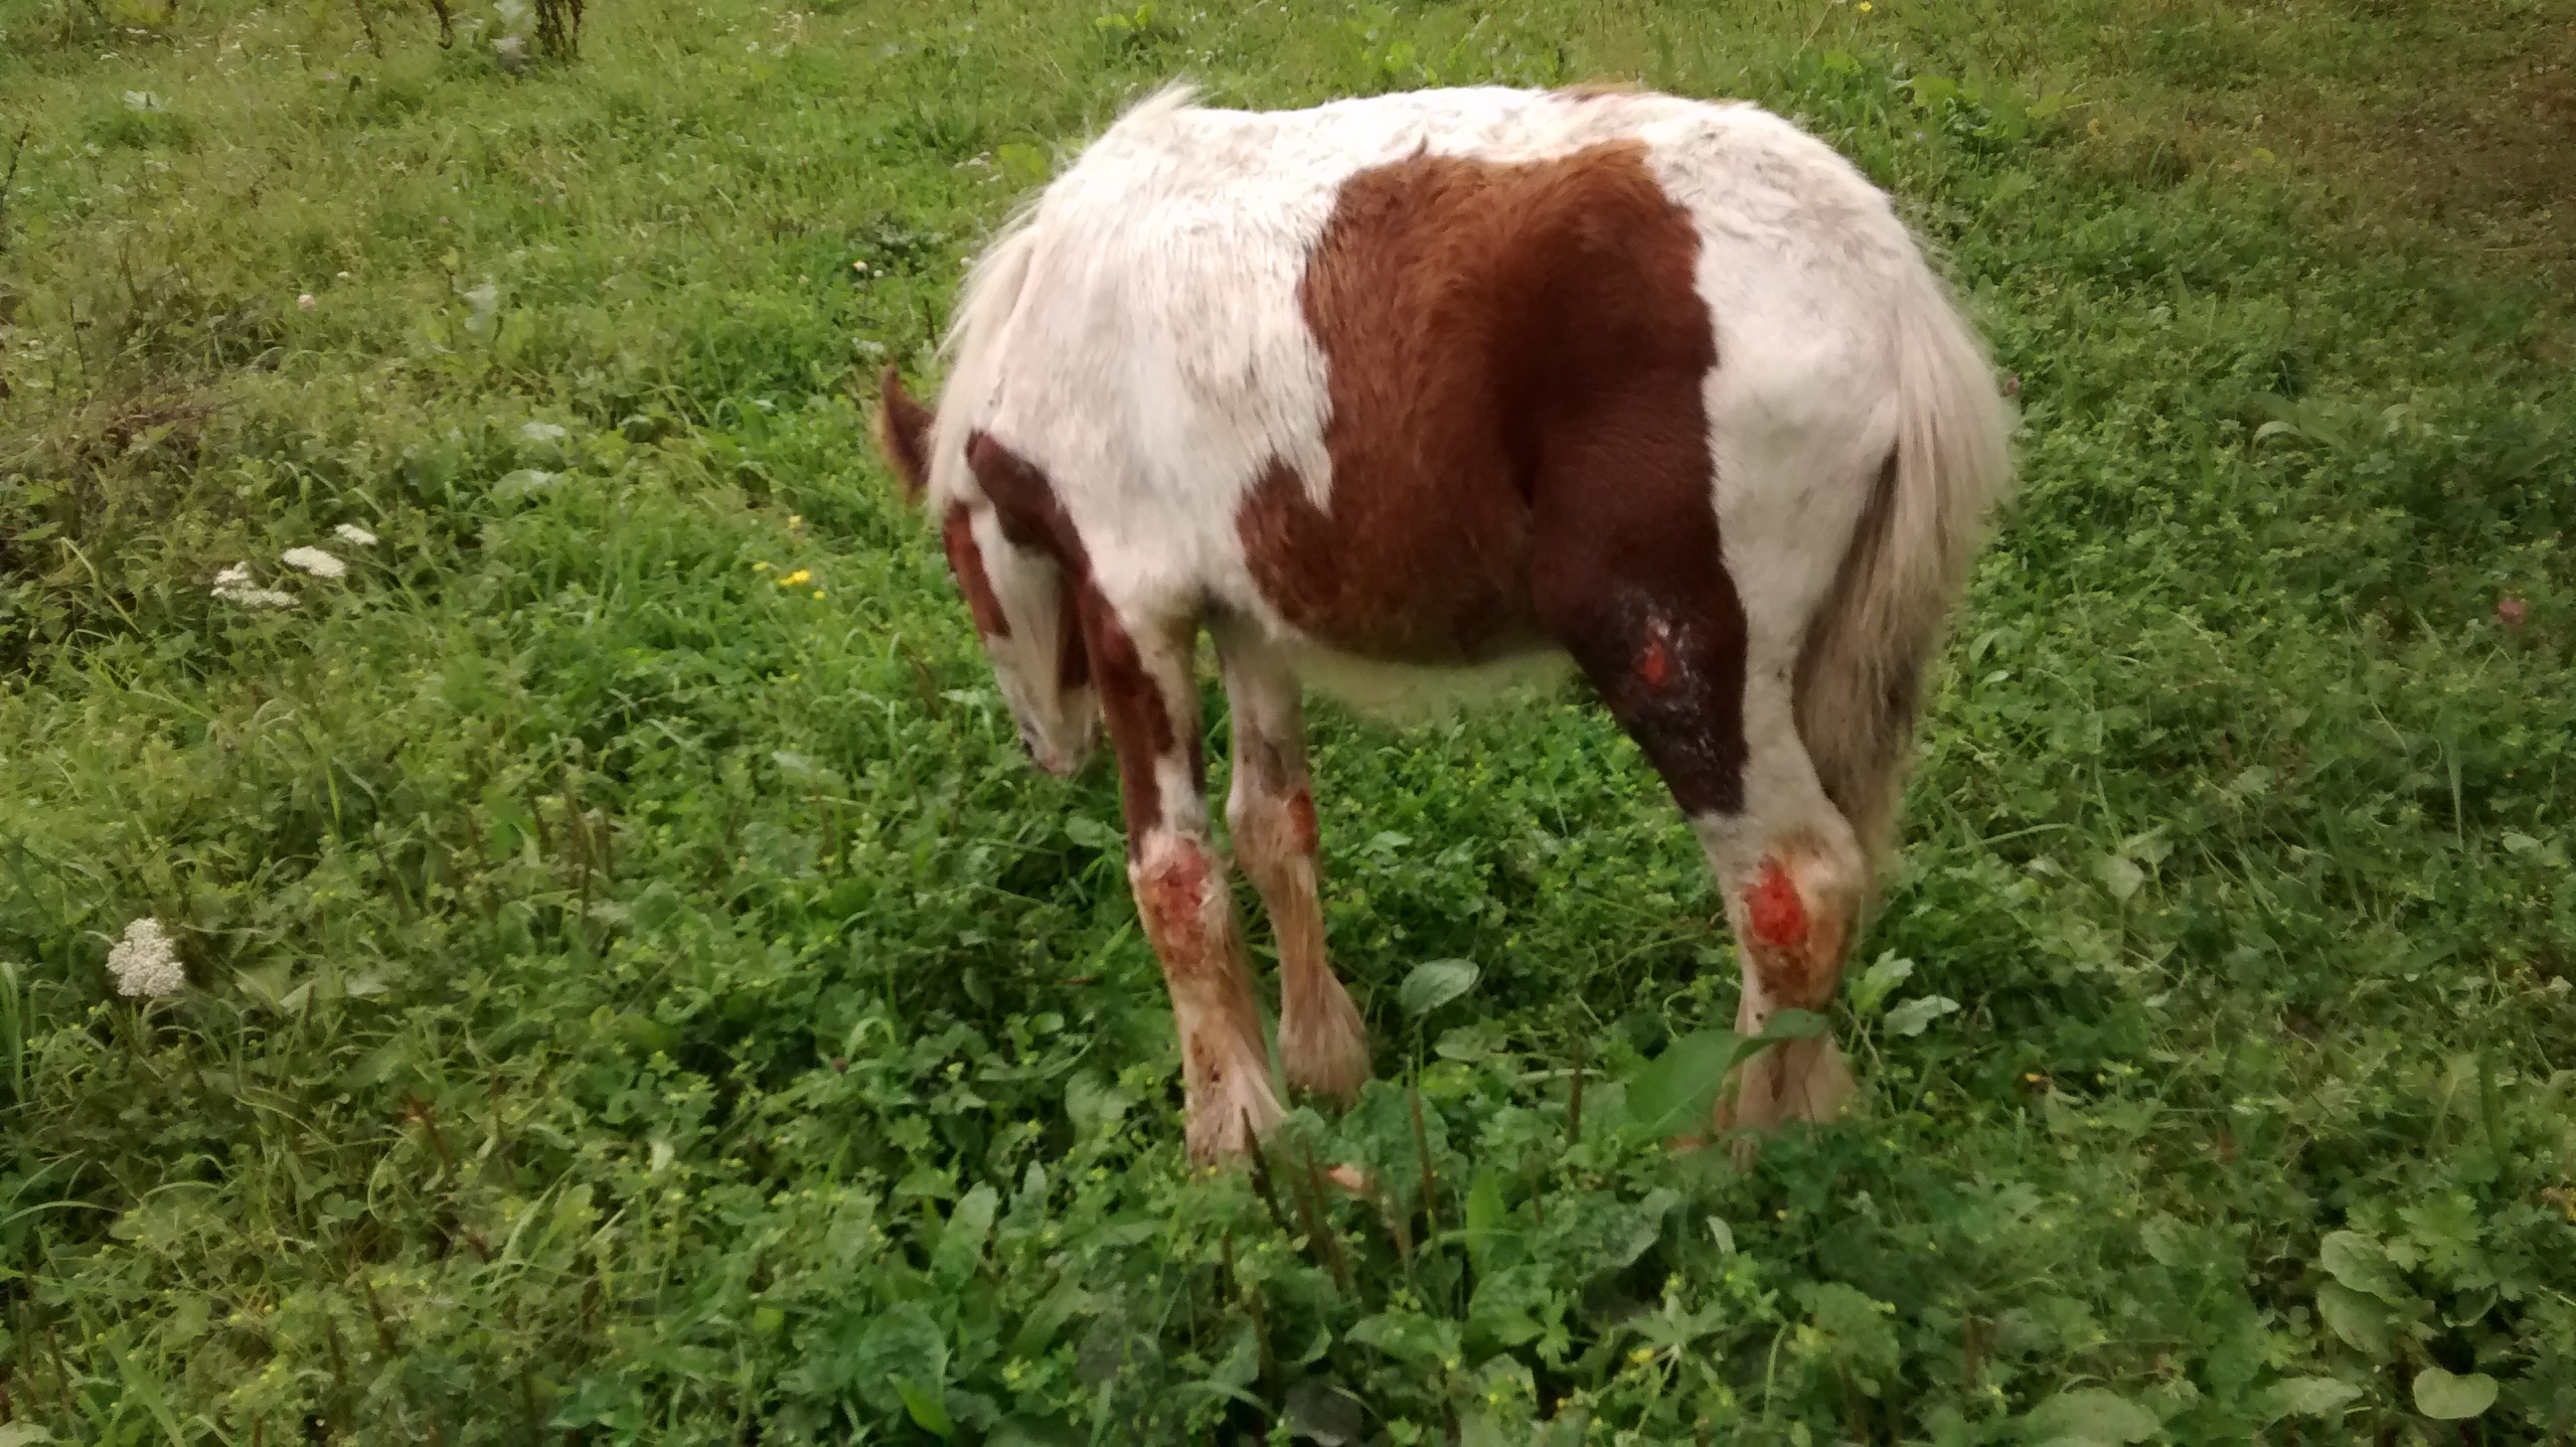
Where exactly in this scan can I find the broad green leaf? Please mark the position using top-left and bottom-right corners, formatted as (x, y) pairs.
(1620, 1028), (1741, 1138)
(2316, 1282), (2392, 1358)
(1621, 1012), (1827, 1137)
(1203, 1320), (1260, 1393)
(1282, 1378), (1366, 1447)
(2412, 1367), (2496, 1420)
(1064, 1071), (1134, 1140)
(1849, 951), (1914, 1015)
(1466, 1264), (1547, 1348)
(2320, 1229), (2409, 1303)
(1398, 959), (1479, 1017)
(1762, 1009), (1831, 1042)
(1347, 1309), (1461, 1367)
(2264, 1375), (2361, 1419)
(851, 1304), (949, 1412)
(931, 1184), (998, 1283)
(1063, 814), (1122, 852)
(1463, 1172), (1508, 1272)
(2022, 1387), (2158, 1443)
(2097, 855), (2145, 901)
(894, 1377), (955, 1438)
(1882, 995), (1960, 1038)
(2225, 764), (2274, 797)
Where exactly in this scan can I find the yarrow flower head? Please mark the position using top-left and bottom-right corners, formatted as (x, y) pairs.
(281, 547), (347, 579)
(107, 917), (185, 999)
(334, 523), (378, 548)
(211, 563), (294, 608)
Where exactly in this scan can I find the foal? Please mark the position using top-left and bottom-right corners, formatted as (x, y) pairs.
(873, 83), (2011, 1160)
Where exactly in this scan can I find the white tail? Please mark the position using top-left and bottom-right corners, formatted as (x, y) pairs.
(1794, 260), (2012, 863)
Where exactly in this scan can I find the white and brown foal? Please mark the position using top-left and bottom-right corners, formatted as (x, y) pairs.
(873, 84), (2011, 1161)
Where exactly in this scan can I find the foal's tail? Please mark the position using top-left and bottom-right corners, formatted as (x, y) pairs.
(1794, 261), (2013, 866)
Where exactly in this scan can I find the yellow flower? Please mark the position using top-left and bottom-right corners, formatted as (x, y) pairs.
(780, 568), (812, 586)
(788, 515), (804, 530)
(1856, 1), (1871, 11)
(751, 561), (772, 570)
(811, 589), (825, 599)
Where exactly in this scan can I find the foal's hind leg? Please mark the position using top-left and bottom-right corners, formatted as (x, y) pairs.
(1081, 598), (1283, 1159)
(1529, 413), (1866, 1136)
(1218, 635), (1369, 1104)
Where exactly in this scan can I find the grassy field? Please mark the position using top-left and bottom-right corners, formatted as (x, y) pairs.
(3, 0), (2575, 1439)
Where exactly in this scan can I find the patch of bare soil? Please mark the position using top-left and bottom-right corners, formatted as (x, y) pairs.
(2272, 22), (2576, 290)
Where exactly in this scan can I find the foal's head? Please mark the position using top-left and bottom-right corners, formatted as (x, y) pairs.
(874, 370), (1101, 776)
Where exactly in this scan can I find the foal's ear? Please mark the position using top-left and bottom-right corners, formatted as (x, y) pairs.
(871, 366), (934, 505)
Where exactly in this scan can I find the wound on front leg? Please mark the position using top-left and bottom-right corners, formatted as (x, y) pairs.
(1131, 832), (1282, 1155)
(1135, 836), (1223, 964)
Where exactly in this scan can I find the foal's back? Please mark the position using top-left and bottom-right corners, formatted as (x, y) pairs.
(969, 85), (1922, 671)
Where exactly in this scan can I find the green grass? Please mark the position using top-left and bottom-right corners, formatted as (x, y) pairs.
(3, 0), (2575, 1440)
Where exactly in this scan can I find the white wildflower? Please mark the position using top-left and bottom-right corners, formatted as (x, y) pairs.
(280, 547), (346, 579)
(106, 918), (185, 999)
(334, 523), (378, 547)
(211, 563), (294, 608)
(296, 293), (316, 312)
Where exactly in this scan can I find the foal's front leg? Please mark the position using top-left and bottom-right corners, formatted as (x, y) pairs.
(1081, 598), (1283, 1159)
(1219, 638), (1370, 1104)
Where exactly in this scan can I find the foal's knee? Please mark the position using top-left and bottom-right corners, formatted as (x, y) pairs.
(1228, 776), (1320, 885)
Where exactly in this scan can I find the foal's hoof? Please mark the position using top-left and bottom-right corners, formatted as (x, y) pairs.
(1184, 1071), (1287, 1164)
(1279, 975), (1371, 1106)
(1710, 1035), (1855, 1159)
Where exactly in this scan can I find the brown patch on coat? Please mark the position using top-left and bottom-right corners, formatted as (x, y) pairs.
(965, 434), (1098, 695)
(1242, 141), (1725, 681)
(967, 430), (1172, 842)
(1246, 141), (1744, 813)
(872, 367), (933, 500)
(940, 505), (1012, 641)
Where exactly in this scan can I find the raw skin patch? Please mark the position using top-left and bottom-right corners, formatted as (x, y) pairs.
(1746, 859), (1810, 950)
